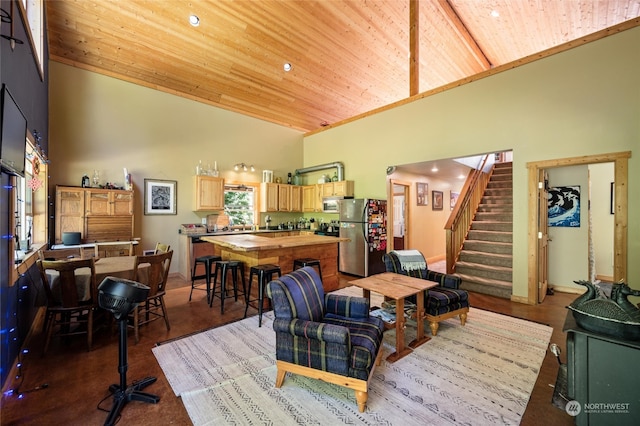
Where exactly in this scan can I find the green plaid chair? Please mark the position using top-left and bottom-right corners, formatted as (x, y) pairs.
(267, 266), (385, 412)
(383, 250), (469, 335)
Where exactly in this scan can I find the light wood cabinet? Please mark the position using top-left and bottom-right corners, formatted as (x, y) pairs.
(55, 187), (85, 244)
(194, 175), (224, 211)
(290, 185), (302, 212)
(85, 189), (133, 216)
(260, 183), (303, 212)
(302, 185), (317, 212)
(322, 180), (354, 197)
(260, 182), (279, 212)
(55, 186), (134, 244)
(302, 181), (354, 212)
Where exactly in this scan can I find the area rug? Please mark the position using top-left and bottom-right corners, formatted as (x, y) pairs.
(153, 287), (553, 425)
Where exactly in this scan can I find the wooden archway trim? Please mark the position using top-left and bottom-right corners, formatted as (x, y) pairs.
(526, 151), (630, 305)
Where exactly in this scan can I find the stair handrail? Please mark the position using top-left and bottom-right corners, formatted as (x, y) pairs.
(445, 154), (493, 274)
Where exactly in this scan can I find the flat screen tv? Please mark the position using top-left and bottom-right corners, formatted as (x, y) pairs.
(1, 84), (28, 177)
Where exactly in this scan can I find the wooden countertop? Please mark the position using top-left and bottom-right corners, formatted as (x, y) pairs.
(201, 234), (347, 252)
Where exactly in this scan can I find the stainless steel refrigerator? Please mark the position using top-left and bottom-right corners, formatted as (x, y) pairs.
(338, 198), (387, 277)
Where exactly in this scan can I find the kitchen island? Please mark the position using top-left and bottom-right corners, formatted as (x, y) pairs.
(201, 234), (346, 291)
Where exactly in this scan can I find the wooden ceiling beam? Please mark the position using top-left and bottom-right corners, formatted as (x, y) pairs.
(410, 0), (419, 96)
(437, 0), (491, 70)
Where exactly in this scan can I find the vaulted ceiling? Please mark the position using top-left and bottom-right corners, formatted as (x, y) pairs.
(46, 1), (640, 133)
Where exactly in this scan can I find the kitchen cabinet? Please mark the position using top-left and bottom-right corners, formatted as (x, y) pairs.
(302, 185), (318, 212)
(260, 183), (302, 212)
(302, 181), (354, 212)
(55, 187), (85, 244)
(323, 180), (354, 197)
(260, 182), (279, 212)
(194, 175), (224, 211)
(54, 186), (134, 244)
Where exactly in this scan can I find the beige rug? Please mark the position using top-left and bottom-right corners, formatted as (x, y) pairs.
(153, 287), (552, 425)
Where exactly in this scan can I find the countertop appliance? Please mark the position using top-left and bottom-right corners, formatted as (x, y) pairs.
(338, 198), (387, 277)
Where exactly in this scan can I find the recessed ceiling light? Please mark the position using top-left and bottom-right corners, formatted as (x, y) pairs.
(189, 15), (200, 27)
(431, 166), (439, 172)
(490, 10), (500, 18)
(283, 63), (292, 72)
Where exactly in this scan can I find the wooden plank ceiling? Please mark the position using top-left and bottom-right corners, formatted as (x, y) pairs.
(46, 1), (640, 133)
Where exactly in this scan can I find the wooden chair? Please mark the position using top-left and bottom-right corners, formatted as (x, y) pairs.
(38, 248), (82, 261)
(95, 242), (134, 258)
(37, 258), (97, 353)
(154, 242), (170, 254)
(129, 250), (173, 343)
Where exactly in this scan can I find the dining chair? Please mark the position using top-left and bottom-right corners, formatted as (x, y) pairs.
(154, 242), (170, 254)
(37, 258), (97, 353)
(95, 242), (134, 258)
(38, 248), (82, 261)
(129, 250), (173, 343)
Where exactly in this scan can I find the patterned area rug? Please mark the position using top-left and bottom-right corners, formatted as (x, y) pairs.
(153, 287), (552, 425)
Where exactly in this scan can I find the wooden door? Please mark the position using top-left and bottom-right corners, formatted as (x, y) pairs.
(537, 169), (549, 303)
(278, 185), (291, 211)
(290, 186), (302, 212)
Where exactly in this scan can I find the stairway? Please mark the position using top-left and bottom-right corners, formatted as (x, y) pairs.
(455, 162), (513, 299)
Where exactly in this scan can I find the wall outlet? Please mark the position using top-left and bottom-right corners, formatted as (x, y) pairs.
(201, 218), (207, 225)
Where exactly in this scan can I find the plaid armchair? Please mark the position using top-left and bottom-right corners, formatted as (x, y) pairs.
(267, 266), (384, 412)
(383, 250), (469, 335)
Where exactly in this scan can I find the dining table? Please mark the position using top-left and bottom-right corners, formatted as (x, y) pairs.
(46, 256), (148, 302)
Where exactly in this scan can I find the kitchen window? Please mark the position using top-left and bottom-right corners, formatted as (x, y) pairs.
(224, 183), (258, 227)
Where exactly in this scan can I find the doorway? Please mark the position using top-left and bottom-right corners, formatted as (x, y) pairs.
(389, 180), (410, 251)
(527, 151), (630, 305)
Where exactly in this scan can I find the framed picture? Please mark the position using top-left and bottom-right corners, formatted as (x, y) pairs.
(416, 182), (428, 206)
(144, 179), (177, 215)
(450, 191), (459, 210)
(432, 190), (443, 210)
(548, 185), (580, 227)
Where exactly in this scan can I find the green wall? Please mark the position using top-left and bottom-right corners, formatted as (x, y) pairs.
(303, 26), (640, 299)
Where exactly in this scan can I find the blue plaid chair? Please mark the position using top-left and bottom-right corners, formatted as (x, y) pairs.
(383, 250), (469, 335)
(266, 266), (385, 412)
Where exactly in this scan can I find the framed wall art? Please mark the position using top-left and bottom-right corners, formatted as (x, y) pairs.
(144, 178), (177, 215)
(548, 185), (580, 227)
(432, 190), (443, 210)
(416, 182), (428, 206)
(450, 191), (459, 210)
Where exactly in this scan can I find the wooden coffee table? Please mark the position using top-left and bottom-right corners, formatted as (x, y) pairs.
(350, 272), (437, 362)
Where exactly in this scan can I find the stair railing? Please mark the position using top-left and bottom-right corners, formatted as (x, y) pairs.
(445, 154), (493, 274)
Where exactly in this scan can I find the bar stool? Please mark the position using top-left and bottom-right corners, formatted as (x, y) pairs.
(209, 260), (246, 314)
(190, 255), (221, 303)
(244, 264), (281, 327)
(293, 258), (322, 281)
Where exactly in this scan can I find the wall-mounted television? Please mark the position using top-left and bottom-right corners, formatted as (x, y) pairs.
(1, 84), (28, 177)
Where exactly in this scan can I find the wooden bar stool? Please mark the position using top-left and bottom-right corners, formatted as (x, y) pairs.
(244, 264), (281, 327)
(293, 258), (322, 281)
(190, 255), (221, 303)
(209, 260), (246, 314)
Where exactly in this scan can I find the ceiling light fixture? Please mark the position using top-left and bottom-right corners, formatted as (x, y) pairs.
(431, 166), (439, 172)
(490, 10), (500, 18)
(234, 162), (255, 172)
(189, 14), (200, 27)
(283, 63), (292, 72)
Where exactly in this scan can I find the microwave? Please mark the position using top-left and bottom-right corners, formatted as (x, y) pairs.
(322, 196), (353, 213)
